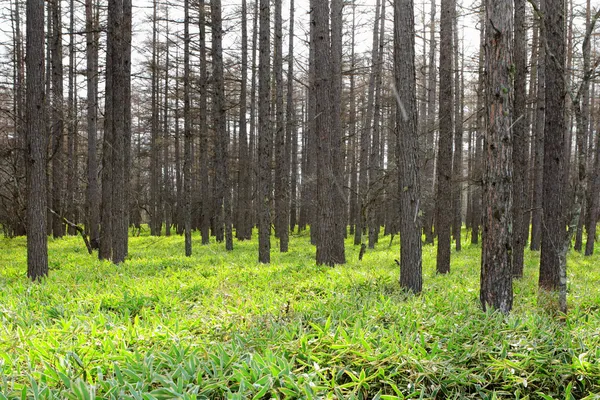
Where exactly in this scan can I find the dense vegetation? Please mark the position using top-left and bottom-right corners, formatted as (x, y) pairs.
(1, 231), (599, 399)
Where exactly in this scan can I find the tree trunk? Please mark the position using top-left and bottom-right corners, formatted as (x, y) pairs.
(26, 0), (48, 280)
(395, 0), (422, 293)
(258, 0), (272, 263)
(183, 0), (192, 256)
(539, 0), (566, 292)
(50, 0), (64, 239)
(274, 0), (288, 252)
(436, 0), (454, 273)
(480, 0), (514, 313)
(85, 0), (100, 249)
(512, 0), (527, 277)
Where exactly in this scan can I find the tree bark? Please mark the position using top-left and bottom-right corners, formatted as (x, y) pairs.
(258, 0), (272, 263)
(480, 0), (514, 313)
(395, 0), (422, 293)
(436, 0), (454, 273)
(539, 0), (566, 292)
(512, 0), (527, 277)
(26, 0), (48, 280)
(85, 0), (99, 249)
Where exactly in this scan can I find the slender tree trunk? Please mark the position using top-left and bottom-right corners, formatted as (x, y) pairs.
(50, 0), (64, 238)
(150, 0), (160, 236)
(237, 0), (252, 241)
(423, 0), (437, 244)
(471, 6), (485, 245)
(85, 0), (99, 249)
(26, 0), (48, 280)
(212, 0), (232, 251)
(512, 0), (527, 277)
(163, 20), (171, 237)
(274, 0), (288, 252)
(331, 0), (345, 252)
(109, 0), (126, 264)
(65, 0), (76, 235)
(355, 0), (380, 248)
(452, 10), (463, 252)
(258, 0), (272, 263)
(199, 0), (210, 244)
(480, 0), (514, 313)
(395, 0), (422, 293)
(539, 0), (566, 292)
(530, 9), (545, 251)
(286, 0), (297, 234)
(183, 0), (192, 256)
(436, 0), (454, 273)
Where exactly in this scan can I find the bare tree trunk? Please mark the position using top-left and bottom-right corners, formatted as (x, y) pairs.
(163, 18), (171, 237)
(237, 0), (252, 241)
(211, 0), (233, 251)
(539, 0), (566, 292)
(50, 0), (64, 239)
(109, 0), (126, 264)
(258, 0), (272, 263)
(436, 0), (454, 273)
(512, 0), (527, 277)
(471, 6), (484, 246)
(183, 0), (192, 256)
(530, 8), (545, 251)
(313, 0), (345, 266)
(274, 0), (288, 252)
(65, 0), (77, 235)
(198, 0), (210, 245)
(331, 0), (345, 252)
(480, 0), (514, 313)
(286, 0), (297, 234)
(423, 0), (437, 244)
(85, 0), (99, 249)
(395, 0), (422, 293)
(452, 8), (463, 252)
(26, 0), (48, 280)
(150, 0), (161, 236)
(355, 0), (380, 248)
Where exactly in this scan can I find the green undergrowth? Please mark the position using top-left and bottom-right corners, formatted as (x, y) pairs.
(1, 229), (600, 399)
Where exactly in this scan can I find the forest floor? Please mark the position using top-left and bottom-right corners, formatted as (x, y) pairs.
(0, 229), (600, 399)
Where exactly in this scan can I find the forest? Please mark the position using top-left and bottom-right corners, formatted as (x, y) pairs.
(0, 0), (599, 397)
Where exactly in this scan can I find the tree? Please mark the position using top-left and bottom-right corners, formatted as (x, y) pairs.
(436, 0), (454, 273)
(212, 0), (233, 251)
(236, 0), (252, 241)
(312, 0), (345, 266)
(183, 0), (192, 257)
(480, 0), (514, 313)
(26, 0), (48, 280)
(50, 0), (64, 239)
(539, 0), (566, 293)
(258, 0), (271, 263)
(511, 0), (527, 277)
(85, 0), (100, 249)
(395, 0), (422, 293)
(274, 0), (289, 252)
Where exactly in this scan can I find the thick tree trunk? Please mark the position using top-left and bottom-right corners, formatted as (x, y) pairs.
(199, 0), (210, 245)
(183, 0), (192, 256)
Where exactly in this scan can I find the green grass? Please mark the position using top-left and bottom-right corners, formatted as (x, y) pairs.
(1, 229), (600, 399)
